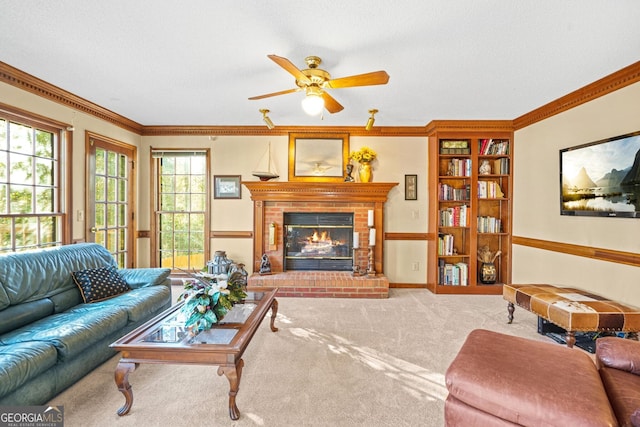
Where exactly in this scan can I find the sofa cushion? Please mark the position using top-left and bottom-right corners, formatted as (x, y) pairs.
(0, 341), (58, 397)
(0, 299), (54, 335)
(600, 366), (640, 427)
(0, 305), (128, 361)
(95, 285), (171, 323)
(0, 243), (116, 306)
(118, 268), (171, 288)
(597, 337), (640, 375)
(72, 266), (131, 303)
(47, 287), (83, 313)
(446, 329), (617, 427)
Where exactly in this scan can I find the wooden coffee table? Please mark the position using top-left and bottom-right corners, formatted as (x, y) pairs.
(110, 289), (278, 420)
(504, 284), (640, 348)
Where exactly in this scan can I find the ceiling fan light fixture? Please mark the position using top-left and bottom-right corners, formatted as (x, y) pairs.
(301, 87), (325, 116)
(260, 109), (275, 129)
(365, 109), (378, 131)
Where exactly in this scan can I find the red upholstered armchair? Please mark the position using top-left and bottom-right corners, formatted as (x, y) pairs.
(596, 337), (640, 427)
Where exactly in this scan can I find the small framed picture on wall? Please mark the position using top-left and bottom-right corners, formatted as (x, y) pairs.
(405, 174), (417, 200)
(214, 175), (241, 199)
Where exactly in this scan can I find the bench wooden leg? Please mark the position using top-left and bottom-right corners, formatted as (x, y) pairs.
(507, 302), (514, 324)
(565, 331), (576, 348)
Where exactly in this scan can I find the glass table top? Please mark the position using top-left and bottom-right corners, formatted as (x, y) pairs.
(138, 291), (266, 346)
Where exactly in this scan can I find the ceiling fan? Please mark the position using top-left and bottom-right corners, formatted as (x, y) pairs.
(249, 54), (390, 116)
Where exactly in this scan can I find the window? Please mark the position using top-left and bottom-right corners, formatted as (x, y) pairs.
(0, 108), (66, 253)
(152, 150), (209, 270)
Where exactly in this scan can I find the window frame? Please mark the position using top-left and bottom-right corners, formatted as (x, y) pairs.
(0, 102), (71, 252)
(150, 148), (211, 271)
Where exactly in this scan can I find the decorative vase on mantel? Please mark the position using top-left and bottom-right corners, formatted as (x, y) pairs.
(359, 162), (373, 183)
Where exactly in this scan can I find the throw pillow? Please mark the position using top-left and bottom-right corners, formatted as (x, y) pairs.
(72, 266), (131, 303)
(632, 408), (640, 427)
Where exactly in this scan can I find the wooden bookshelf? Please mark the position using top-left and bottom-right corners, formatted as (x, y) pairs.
(426, 120), (513, 295)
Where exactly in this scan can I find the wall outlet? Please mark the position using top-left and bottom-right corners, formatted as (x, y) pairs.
(411, 262), (419, 271)
(411, 210), (419, 220)
(77, 210), (84, 222)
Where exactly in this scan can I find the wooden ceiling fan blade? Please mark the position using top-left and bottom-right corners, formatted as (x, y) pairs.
(327, 70), (390, 89)
(248, 88), (299, 100)
(321, 92), (344, 114)
(268, 54), (311, 84)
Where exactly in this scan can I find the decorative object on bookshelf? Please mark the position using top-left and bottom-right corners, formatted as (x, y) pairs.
(479, 262), (497, 284)
(440, 140), (470, 155)
(479, 160), (491, 175)
(477, 246), (501, 284)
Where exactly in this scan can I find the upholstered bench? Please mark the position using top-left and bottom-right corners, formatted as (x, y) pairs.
(504, 284), (640, 348)
(445, 329), (618, 426)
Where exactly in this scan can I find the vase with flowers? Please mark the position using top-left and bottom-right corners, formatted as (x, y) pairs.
(350, 146), (377, 183)
(177, 270), (248, 332)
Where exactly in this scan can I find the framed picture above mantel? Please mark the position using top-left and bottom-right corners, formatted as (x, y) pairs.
(288, 133), (349, 182)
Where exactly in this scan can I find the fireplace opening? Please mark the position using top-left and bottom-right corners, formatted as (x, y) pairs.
(284, 212), (353, 271)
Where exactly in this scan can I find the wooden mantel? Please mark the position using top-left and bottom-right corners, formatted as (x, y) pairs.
(242, 182), (398, 203)
(243, 182), (398, 274)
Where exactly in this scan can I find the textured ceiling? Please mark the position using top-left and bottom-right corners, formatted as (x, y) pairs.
(1, 1), (639, 128)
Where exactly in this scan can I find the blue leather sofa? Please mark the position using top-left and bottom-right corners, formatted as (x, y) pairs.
(0, 243), (172, 404)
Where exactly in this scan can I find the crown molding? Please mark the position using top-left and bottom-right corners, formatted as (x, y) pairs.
(425, 120), (514, 135)
(141, 125), (427, 137)
(0, 61), (144, 134)
(513, 61), (640, 130)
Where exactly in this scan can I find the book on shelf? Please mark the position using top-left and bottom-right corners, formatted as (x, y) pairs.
(438, 261), (469, 286)
(477, 180), (504, 198)
(438, 233), (455, 256)
(446, 158), (471, 177)
(493, 158), (510, 174)
(439, 183), (471, 201)
(477, 216), (502, 233)
(439, 205), (469, 227)
(479, 139), (510, 155)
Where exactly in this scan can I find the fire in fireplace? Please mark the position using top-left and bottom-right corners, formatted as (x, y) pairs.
(284, 212), (354, 271)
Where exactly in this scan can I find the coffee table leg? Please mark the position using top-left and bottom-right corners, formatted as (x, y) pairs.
(218, 359), (244, 420)
(114, 361), (137, 416)
(507, 302), (514, 324)
(565, 331), (576, 348)
(270, 298), (279, 332)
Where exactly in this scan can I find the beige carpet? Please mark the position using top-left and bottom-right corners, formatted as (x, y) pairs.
(47, 288), (549, 426)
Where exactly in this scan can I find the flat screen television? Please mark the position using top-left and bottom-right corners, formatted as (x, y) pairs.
(560, 130), (640, 218)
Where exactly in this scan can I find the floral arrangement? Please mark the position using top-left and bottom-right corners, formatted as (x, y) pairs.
(177, 270), (247, 331)
(350, 146), (377, 163)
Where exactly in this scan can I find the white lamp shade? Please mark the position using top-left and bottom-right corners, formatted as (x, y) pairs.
(301, 94), (325, 116)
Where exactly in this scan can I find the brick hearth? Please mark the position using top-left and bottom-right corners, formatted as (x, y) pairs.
(243, 182), (397, 298)
(248, 271), (389, 298)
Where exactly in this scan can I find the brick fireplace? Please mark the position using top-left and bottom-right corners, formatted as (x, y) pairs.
(243, 182), (397, 298)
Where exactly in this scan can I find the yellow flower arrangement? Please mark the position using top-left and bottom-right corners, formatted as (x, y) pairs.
(350, 146), (377, 163)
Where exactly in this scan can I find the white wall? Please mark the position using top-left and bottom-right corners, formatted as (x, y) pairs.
(513, 81), (640, 306)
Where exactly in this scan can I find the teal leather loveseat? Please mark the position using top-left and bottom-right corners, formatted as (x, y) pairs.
(0, 243), (172, 404)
